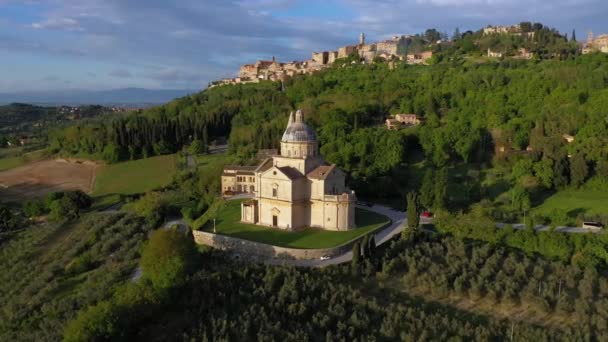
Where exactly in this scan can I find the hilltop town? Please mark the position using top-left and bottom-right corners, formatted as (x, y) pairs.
(211, 23), (608, 88)
(210, 32), (436, 87)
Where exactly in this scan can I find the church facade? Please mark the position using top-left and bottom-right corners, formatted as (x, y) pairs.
(237, 110), (356, 231)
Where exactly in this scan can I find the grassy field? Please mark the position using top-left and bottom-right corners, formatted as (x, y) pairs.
(533, 186), (608, 218)
(93, 154), (177, 196)
(201, 199), (390, 249)
(0, 149), (46, 172)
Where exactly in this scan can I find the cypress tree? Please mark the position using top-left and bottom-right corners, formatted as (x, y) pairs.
(419, 169), (435, 210)
(407, 191), (420, 230)
(368, 235), (376, 257)
(352, 241), (361, 265)
(361, 235), (369, 259)
(434, 168), (448, 210)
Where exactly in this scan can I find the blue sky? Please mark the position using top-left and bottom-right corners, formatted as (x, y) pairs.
(0, 0), (606, 92)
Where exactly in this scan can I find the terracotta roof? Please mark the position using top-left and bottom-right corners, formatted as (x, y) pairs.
(278, 166), (303, 180)
(224, 165), (257, 171)
(307, 164), (336, 180)
(255, 158), (273, 173)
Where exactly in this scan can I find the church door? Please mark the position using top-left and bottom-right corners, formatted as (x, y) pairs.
(272, 215), (278, 227)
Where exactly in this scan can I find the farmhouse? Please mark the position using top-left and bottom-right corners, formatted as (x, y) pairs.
(225, 110), (356, 231)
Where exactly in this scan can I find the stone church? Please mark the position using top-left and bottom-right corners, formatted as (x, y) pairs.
(237, 110), (356, 231)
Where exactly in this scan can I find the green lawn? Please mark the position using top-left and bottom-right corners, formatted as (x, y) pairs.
(93, 154), (177, 196)
(201, 199), (390, 249)
(533, 187), (608, 218)
(0, 149), (46, 172)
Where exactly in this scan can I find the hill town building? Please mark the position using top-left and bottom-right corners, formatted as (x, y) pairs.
(582, 32), (608, 54)
(225, 110), (357, 231)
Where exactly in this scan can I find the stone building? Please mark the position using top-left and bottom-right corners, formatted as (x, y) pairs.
(583, 32), (608, 54)
(385, 118), (401, 130)
(406, 51), (433, 64)
(222, 166), (257, 194)
(358, 43), (377, 62)
(338, 45), (358, 58)
(487, 48), (503, 58)
(237, 110), (356, 231)
(376, 36), (406, 56)
(312, 51), (329, 65)
(395, 114), (423, 125)
(514, 48), (533, 59)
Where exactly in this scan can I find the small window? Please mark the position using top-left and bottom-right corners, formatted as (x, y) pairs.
(273, 188), (277, 197)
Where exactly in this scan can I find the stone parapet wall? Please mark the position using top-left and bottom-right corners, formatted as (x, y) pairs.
(192, 222), (389, 260)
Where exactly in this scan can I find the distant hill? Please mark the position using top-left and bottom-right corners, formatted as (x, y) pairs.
(0, 88), (197, 106)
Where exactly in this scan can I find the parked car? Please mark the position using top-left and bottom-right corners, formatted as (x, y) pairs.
(582, 222), (603, 230)
(320, 255), (331, 261)
(421, 211), (433, 218)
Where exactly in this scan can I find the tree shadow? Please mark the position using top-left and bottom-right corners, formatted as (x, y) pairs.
(567, 208), (587, 219)
(531, 189), (557, 207)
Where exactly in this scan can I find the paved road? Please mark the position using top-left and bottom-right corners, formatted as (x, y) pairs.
(265, 203), (409, 268)
(209, 144), (228, 154)
(496, 222), (603, 234)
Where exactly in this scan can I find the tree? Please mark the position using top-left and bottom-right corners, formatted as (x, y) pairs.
(368, 235), (376, 257)
(23, 200), (45, 218)
(597, 159), (608, 180)
(361, 235), (370, 259)
(553, 157), (570, 189)
(434, 168), (448, 210)
(452, 27), (461, 40)
(511, 184), (531, 212)
(0, 205), (15, 232)
(133, 192), (167, 226)
(63, 300), (121, 342)
(533, 158), (554, 188)
(49, 196), (80, 221)
(571, 29), (576, 42)
(570, 154), (588, 188)
(140, 228), (198, 291)
(407, 192), (420, 230)
(188, 139), (206, 155)
(352, 241), (361, 265)
(65, 190), (92, 210)
(419, 169), (435, 209)
(102, 143), (121, 163)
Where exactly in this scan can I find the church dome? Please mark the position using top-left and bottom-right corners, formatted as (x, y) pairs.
(281, 110), (317, 142)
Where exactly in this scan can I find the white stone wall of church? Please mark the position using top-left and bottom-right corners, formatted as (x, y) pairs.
(258, 200), (293, 229)
(259, 175), (292, 202)
(310, 201), (325, 228)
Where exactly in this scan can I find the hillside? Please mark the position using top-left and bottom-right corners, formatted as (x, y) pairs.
(2, 22), (608, 342)
(48, 53), (608, 213)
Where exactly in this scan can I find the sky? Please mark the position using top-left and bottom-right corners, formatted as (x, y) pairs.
(0, 0), (607, 93)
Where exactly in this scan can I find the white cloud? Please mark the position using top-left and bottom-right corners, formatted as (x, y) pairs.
(31, 17), (83, 31)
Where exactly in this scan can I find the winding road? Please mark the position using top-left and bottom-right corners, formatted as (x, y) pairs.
(264, 203), (409, 267)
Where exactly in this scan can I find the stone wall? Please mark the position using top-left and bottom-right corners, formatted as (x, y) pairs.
(192, 221), (390, 260)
